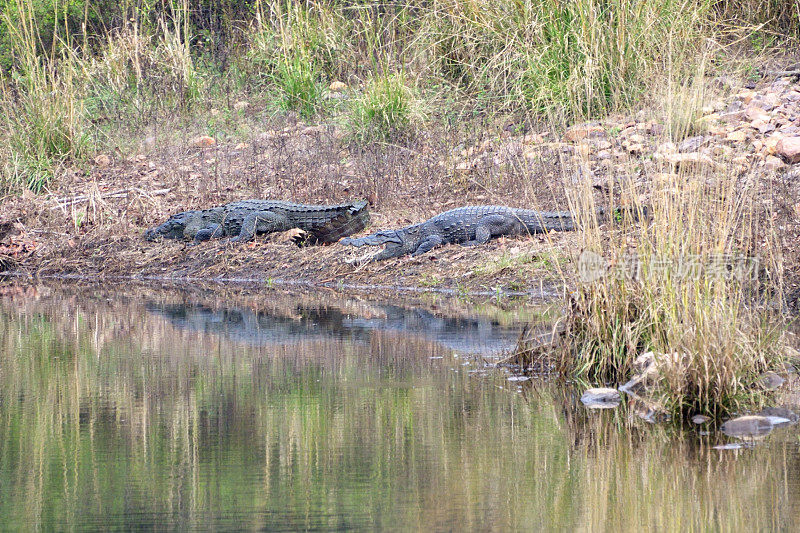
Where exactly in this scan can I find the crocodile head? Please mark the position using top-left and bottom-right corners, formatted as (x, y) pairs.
(373, 227), (423, 258)
(144, 210), (199, 241)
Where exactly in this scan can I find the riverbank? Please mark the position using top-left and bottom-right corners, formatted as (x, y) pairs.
(1, 70), (799, 306)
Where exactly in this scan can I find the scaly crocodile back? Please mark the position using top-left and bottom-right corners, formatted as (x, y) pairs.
(306, 200), (370, 243)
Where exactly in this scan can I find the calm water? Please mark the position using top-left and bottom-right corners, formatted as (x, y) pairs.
(1, 284), (799, 531)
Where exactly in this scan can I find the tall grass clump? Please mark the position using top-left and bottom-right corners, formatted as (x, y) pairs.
(423, 0), (711, 116)
(248, 2), (344, 117)
(0, 1), (87, 193)
(349, 73), (422, 141)
(556, 115), (786, 418)
(85, 5), (200, 127)
(713, 0), (800, 41)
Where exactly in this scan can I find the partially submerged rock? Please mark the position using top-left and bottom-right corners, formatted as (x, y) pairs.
(757, 407), (798, 424)
(757, 371), (785, 391)
(581, 387), (621, 409)
(721, 415), (775, 439)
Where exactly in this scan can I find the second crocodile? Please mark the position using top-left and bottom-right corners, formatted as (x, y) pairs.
(145, 200), (370, 244)
(341, 205), (597, 261)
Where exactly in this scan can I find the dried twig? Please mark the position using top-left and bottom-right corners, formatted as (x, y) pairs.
(49, 188), (171, 210)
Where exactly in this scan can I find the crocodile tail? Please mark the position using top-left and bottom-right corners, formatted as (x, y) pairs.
(308, 201), (371, 243)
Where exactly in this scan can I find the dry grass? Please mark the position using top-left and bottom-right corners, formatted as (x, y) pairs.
(552, 80), (789, 417)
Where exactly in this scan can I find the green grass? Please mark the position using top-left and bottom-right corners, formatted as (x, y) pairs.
(349, 73), (422, 141)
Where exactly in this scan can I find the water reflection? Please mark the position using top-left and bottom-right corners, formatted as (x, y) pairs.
(0, 284), (799, 531)
(146, 300), (521, 354)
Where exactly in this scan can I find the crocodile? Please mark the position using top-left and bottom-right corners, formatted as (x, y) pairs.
(144, 200), (370, 244)
(341, 205), (611, 261)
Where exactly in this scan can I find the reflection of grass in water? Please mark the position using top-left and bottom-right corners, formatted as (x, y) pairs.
(0, 301), (797, 530)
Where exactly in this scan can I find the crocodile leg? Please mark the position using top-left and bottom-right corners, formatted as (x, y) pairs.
(462, 214), (518, 246)
(231, 211), (290, 243)
(193, 224), (223, 243)
(411, 235), (443, 256)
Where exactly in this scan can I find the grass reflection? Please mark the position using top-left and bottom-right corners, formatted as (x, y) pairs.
(0, 288), (798, 530)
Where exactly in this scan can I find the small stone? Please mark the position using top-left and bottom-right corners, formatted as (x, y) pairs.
(625, 143), (645, 156)
(726, 130), (748, 143)
(736, 90), (756, 104)
(329, 80), (347, 92)
(657, 142), (677, 154)
(626, 133), (646, 144)
(233, 101), (249, 111)
(593, 140), (612, 151)
(757, 122), (777, 134)
(663, 152), (716, 171)
(300, 125), (324, 136)
(691, 414), (711, 425)
(190, 135), (216, 148)
(765, 136), (783, 155)
(596, 150), (612, 160)
(678, 136), (705, 153)
(565, 124), (605, 142)
(711, 144), (733, 157)
(744, 107), (770, 122)
(94, 154), (111, 168)
(580, 387), (621, 409)
(721, 415), (774, 438)
(764, 156), (786, 171)
(757, 371), (785, 390)
(776, 137), (800, 163)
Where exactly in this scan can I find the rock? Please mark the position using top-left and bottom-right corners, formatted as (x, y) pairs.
(94, 154), (111, 168)
(329, 80), (347, 92)
(691, 414), (711, 425)
(593, 140), (613, 151)
(765, 136), (783, 155)
(565, 124), (605, 142)
(726, 130), (748, 143)
(711, 145), (733, 157)
(625, 143), (645, 156)
(755, 121), (777, 134)
(663, 152), (716, 171)
(745, 107), (770, 122)
(757, 407), (798, 424)
(657, 141), (677, 154)
(764, 156), (786, 171)
(776, 137), (800, 163)
(757, 371), (785, 390)
(596, 150), (612, 160)
(736, 90), (756, 104)
(678, 136), (705, 153)
(580, 387), (621, 409)
(300, 125), (325, 136)
(190, 135), (216, 148)
(233, 101), (249, 111)
(721, 415), (775, 438)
